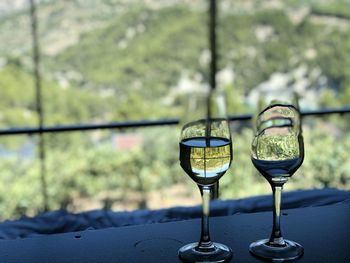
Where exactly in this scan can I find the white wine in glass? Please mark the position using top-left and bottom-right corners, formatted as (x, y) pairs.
(178, 91), (233, 263)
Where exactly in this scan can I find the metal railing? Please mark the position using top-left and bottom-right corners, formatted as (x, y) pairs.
(0, 107), (350, 136)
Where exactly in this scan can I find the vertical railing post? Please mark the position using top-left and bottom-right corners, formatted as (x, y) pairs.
(209, 0), (220, 199)
(29, 0), (49, 212)
(209, 0), (217, 92)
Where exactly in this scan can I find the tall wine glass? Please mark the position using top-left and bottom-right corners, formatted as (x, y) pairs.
(249, 100), (304, 261)
(178, 91), (233, 263)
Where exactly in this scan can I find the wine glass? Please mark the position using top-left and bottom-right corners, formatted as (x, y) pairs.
(249, 100), (304, 261)
(178, 91), (233, 263)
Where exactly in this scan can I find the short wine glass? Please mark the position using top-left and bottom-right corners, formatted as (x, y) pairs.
(178, 91), (233, 263)
(249, 102), (304, 261)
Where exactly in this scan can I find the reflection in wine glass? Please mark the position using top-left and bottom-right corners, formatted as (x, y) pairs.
(257, 104), (300, 133)
(249, 102), (304, 261)
(178, 91), (233, 263)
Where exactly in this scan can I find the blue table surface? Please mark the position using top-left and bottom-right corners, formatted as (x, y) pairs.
(0, 200), (349, 263)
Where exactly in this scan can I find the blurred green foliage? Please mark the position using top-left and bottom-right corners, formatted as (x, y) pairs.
(0, 1), (349, 220)
(311, 1), (350, 19)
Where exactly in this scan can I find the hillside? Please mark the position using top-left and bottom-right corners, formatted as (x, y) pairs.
(1, 1), (350, 119)
(0, 62), (113, 127)
(0, 0), (349, 219)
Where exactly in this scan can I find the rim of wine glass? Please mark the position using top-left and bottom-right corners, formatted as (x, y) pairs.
(257, 103), (300, 118)
(181, 117), (231, 130)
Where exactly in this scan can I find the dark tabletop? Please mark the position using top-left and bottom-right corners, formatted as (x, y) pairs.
(0, 201), (349, 263)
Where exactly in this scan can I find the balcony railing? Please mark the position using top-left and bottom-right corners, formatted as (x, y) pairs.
(0, 107), (350, 136)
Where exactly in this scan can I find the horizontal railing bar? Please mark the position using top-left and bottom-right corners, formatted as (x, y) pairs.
(228, 106), (350, 121)
(301, 107), (350, 116)
(0, 107), (349, 136)
(0, 119), (179, 136)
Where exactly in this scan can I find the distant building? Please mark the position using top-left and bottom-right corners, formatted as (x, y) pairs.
(112, 133), (144, 150)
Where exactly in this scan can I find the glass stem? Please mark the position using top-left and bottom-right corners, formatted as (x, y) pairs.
(197, 185), (215, 251)
(269, 184), (286, 246)
(212, 181), (219, 199)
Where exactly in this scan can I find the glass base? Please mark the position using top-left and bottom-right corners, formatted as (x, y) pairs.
(249, 239), (303, 262)
(178, 242), (233, 263)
